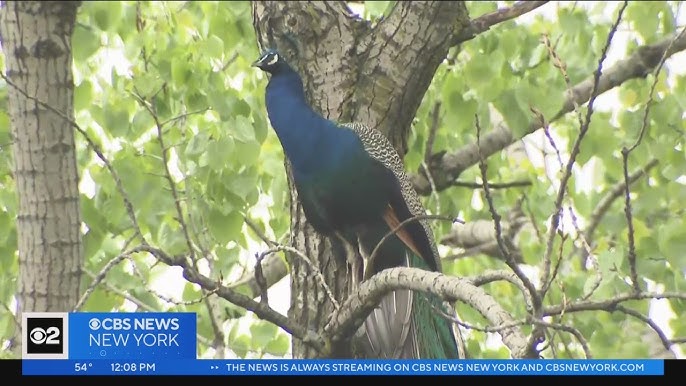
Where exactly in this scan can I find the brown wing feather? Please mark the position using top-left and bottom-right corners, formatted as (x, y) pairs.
(382, 205), (422, 258)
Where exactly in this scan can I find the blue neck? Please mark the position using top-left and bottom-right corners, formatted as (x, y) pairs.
(265, 66), (358, 175)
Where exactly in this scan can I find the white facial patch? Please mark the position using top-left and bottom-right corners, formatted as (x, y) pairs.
(266, 53), (278, 66)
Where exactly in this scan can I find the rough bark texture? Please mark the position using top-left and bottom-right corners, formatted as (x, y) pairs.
(252, 1), (470, 358)
(0, 0), (82, 352)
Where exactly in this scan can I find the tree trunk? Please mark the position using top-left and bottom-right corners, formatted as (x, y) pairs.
(0, 0), (82, 353)
(252, 1), (470, 358)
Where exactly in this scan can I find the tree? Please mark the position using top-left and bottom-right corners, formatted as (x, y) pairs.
(0, 0), (82, 355)
(1, 1), (685, 360)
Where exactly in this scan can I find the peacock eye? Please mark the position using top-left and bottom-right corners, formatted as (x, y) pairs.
(267, 53), (279, 66)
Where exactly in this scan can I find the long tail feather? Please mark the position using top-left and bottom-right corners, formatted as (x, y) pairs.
(357, 249), (464, 359)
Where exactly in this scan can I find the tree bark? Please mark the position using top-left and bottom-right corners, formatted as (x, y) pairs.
(0, 0), (82, 353)
(252, 1), (470, 358)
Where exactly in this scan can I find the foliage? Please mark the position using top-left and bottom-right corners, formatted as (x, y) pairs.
(1, 1), (685, 359)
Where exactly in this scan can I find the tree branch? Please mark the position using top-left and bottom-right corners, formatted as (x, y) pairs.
(325, 267), (533, 358)
(615, 305), (674, 352)
(476, 115), (541, 313)
(137, 245), (326, 353)
(467, 269), (533, 312)
(584, 159), (659, 243)
(543, 292), (686, 316)
(453, 1), (550, 45)
(411, 29), (686, 195)
(541, 1), (628, 298)
(353, 1), (470, 151)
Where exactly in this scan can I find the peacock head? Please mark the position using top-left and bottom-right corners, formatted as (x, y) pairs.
(252, 49), (287, 74)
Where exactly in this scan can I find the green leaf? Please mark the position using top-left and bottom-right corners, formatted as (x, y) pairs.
(93, 1), (122, 31)
(209, 91), (237, 121)
(172, 58), (192, 85)
(72, 24), (101, 62)
(102, 106), (130, 137)
(229, 334), (251, 358)
(203, 35), (225, 59)
(74, 81), (94, 111)
(207, 209), (243, 245)
(658, 221), (686, 268)
(494, 89), (529, 138)
(225, 171), (257, 200)
(131, 110), (155, 134)
(186, 131), (211, 157)
(250, 321), (277, 349)
(231, 140), (261, 167)
(82, 287), (122, 312)
(157, 221), (188, 256)
(265, 334), (290, 356)
(627, 2), (660, 42)
(231, 115), (255, 143)
(206, 136), (234, 171)
(364, 1), (392, 18)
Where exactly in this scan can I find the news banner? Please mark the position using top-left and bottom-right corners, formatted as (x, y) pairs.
(21, 312), (667, 376)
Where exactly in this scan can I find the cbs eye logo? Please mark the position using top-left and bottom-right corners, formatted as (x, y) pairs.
(22, 312), (69, 359)
(29, 325), (61, 345)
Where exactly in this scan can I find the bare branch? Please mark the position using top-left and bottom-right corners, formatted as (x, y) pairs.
(454, 180), (532, 189)
(615, 305), (674, 352)
(585, 159), (659, 242)
(453, 1), (550, 44)
(244, 216), (279, 247)
(545, 233), (568, 299)
(621, 149), (640, 292)
(421, 102), (443, 213)
(476, 115), (541, 312)
(543, 292), (686, 316)
(159, 107), (211, 128)
(541, 2), (628, 299)
(443, 240), (499, 261)
(73, 250), (131, 311)
(82, 268), (215, 350)
(628, 26), (686, 153)
(82, 268), (155, 311)
(424, 102), (442, 164)
(132, 92), (196, 261)
(619, 26), (686, 293)
(254, 252), (270, 306)
(531, 319), (592, 359)
(204, 297), (227, 358)
(140, 244), (326, 353)
(229, 254), (289, 299)
(437, 308), (528, 334)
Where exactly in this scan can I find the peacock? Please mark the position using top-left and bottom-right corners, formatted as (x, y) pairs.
(253, 48), (465, 359)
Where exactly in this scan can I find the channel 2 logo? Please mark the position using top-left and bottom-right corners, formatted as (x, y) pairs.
(22, 312), (69, 359)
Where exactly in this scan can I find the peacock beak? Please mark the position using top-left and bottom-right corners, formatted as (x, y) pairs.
(252, 57), (265, 68)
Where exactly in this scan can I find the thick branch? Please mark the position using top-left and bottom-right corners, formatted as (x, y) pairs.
(325, 267), (532, 359)
(453, 1), (550, 44)
(412, 30), (686, 195)
(353, 1), (470, 151)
